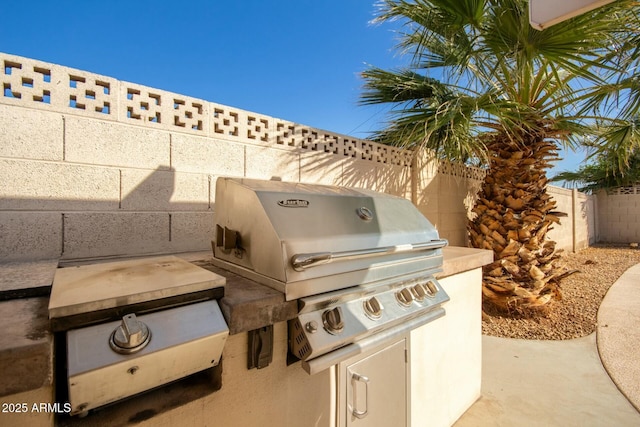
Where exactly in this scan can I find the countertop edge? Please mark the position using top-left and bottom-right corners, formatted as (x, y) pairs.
(438, 246), (493, 279)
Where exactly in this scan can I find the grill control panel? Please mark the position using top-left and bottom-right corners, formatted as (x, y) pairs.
(290, 276), (449, 361)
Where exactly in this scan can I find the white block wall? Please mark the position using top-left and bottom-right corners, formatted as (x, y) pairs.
(0, 52), (599, 262)
(596, 188), (640, 243)
(0, 52), (419, 262)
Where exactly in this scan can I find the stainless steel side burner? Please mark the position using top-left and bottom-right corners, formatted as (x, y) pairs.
(48, 255), (229, 416)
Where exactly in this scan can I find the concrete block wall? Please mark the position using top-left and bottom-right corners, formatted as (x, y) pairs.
(547, 186), (597, 252)
(413, 155), (485, 247)
(413, 153), (597, 252)
(547, 186), (574, 251)
(0, 52), (417, 262)
(596, 187), (640, 243)
(578, 191), (597, 248)
(0, 52), (598, 262)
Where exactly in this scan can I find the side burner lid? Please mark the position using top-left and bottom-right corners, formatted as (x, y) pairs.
(48, 256), (225, 330)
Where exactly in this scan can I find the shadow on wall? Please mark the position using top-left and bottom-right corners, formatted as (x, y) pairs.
(420, 172), (479, 247)
(0, 167), (217, 262)
(296, 148), (412, 197)
(579, 194), (597, 246)
(296, 148), (477, 247)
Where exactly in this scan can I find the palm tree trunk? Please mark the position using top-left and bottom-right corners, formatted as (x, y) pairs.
(468, 131), (568, 311)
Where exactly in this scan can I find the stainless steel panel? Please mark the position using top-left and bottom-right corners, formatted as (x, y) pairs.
(213, 177), (443, 297)
(66, 300), (228, 415)
(291, 276), (448, 361)
(49, 256), (226, 319)
(301, 308), (445, 375)
(342, 340), (407, 427)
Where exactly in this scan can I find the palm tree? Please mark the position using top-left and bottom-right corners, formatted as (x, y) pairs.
(361, 0), (640, 311)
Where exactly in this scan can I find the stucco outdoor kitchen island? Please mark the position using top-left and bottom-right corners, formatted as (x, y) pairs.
(0, 246), (490, 427)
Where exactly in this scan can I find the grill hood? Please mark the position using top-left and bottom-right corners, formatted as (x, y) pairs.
(212, 177), (447, 300)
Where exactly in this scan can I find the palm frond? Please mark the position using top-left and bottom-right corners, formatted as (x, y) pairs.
(363, 0), (640, 172)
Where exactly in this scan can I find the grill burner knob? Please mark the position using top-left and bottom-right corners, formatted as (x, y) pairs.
(412, 284), (428, 302)
(425, 280), (438, 297)
(322, 307), (344, 335)
(363, 296), (383, 320)
(395, 288), (414, 307)
(109, 313), (151, 354)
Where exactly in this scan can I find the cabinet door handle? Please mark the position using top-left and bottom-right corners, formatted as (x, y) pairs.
(351, 372), (369, 419)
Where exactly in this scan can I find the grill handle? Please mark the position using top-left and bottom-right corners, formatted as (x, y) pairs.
(350, 372), (369, 419)
(291, 239), (448, 271)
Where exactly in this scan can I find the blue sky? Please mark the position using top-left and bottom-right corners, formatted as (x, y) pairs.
(0, 0), (583, 179)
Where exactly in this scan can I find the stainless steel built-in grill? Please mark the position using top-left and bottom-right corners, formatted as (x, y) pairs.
(212, 178), (449, 375)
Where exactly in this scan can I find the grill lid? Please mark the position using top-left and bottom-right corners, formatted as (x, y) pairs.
(212, 178), (446, 300)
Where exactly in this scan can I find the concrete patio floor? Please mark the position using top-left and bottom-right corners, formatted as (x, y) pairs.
(454, 263), (640, 427)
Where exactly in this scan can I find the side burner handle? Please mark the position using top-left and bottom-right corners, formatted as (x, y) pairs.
(109, 313), (151, 354)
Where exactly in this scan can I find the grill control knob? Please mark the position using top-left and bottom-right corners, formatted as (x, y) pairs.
(425, 280), (438, 297)
(412, 284), (428, 302)
(322, 307), (344, 335)
(109, 313), (151, 354)
(363, 296), (383, 320)
(305, 321), (318, 333)
(395, 288), (414, 307)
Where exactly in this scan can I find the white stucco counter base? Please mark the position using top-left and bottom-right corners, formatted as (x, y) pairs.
(0, 247), (490, 427)
(411, 268), (483, 427)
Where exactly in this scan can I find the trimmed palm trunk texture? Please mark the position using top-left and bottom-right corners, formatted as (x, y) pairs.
(468, 134), (572, 311)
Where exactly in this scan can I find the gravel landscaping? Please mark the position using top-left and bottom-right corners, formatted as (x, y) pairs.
(482, 243), (640, 340)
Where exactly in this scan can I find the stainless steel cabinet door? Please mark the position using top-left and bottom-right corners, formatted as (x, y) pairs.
(339, 339), (408, 427)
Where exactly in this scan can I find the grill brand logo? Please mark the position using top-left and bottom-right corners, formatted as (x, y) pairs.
(277, 199), (309, 208)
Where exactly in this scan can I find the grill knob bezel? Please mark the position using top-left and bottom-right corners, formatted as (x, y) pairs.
(109, 313), (151, 354)
(424, 280), (438, 297)
(395, 287), (414, 307)
(363, 296), (383, 320)
(322, 306), (345, 335)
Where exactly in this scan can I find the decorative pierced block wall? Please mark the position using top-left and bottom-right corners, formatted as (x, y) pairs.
(438, 160), (486, 182)
(1, 52), (412, 166)
(608, 185), (640, 195)
(2, 52), (518, 260)
(2, 57), (118, 120)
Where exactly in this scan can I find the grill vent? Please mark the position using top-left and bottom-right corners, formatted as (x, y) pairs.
(289, 319), (312, 359)
(295, 333), (306, 345)
(297, 342), (311, 358)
